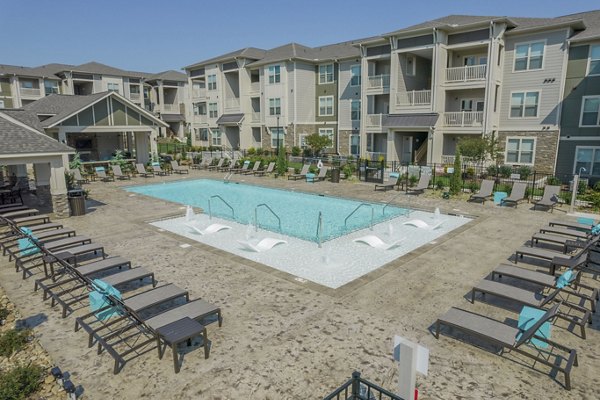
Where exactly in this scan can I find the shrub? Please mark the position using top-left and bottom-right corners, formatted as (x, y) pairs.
(408, 175), (418, 187)
(342, 163), (355, 178)
(291, 146), (301, 157)
(0, 329), (31, 357)
(0, 307), (8, 322)
(0, 364), (45, 400)
(579, 191), (600, 209)
(435, 179), (445, 190)
(247, 147), (256, 156)
(518, 165), (532, 180)
(276, 146), (288, 176)
(547, 176), (562, 186)
(467, 180), (479, 192)
(486, 165), (499, 177)
(499, 165), (513, 178)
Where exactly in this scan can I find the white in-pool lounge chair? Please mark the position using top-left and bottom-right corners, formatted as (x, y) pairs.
(353, 235), (404, 250)
(402, 219), (444, 230)
(237, 238), (287, 252)
(184, 222), (231, 235)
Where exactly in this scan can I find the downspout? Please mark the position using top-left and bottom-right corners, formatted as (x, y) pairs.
(293, 60), (297, 146)
(429, 28), (438, 164)
(554, 33), (572, 175)
(483, 20), (494, 136)
(335, 59), (340, 155)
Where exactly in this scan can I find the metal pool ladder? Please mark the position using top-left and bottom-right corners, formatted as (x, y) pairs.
(344, 203), (374, 231)
(315, 212), (323, 248)
(382, 192), (411, 217)
(254, 203), (281, 232)
(208, 195), (234, 220)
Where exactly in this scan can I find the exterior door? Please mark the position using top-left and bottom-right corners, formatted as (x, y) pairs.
(401, 136), (413, 163)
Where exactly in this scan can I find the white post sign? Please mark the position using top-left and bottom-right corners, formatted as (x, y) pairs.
(393, 335), (429, 400)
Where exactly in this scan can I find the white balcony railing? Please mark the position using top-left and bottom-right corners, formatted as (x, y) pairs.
(162, 103), (181, 113)
(444, 111), (484, 127)
(249, 82), (260, 93)
(366, 74), (390, 90)
(396, 90), (431, 106)
(445, 64), (487, 82)
(20, 88), (42, 97)
(129, 92), (141, 101)
(192, 89), (206, 98)
(224, 98), (240, 110)
(366, 114), (383, 129)
(251, 112), (261, 122)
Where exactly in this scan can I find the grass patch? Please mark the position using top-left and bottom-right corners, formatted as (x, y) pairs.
(0, 364), (45, 400)
(0, 329), (31, 357)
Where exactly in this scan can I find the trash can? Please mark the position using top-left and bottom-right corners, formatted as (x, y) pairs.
(330, 168), (340, 183)
(68, 189), (86, 216)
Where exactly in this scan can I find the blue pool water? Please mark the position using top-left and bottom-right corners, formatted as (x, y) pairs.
(126, 179), (408, 242)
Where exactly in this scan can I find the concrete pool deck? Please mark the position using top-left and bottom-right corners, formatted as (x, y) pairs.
(1, 169), (599, 399)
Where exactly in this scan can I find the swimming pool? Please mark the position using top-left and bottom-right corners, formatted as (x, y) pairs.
(126, 179), (408, 242)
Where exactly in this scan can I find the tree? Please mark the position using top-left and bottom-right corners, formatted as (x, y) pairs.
(457, 137), (487, 162)
(276, 145), (288, 176)
(449, 147), (462, 195)
(304, 133), (332, 156)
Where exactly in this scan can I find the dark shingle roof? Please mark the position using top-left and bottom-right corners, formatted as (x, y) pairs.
(185, 47), (267, 69)
(247, 43), (316, 67)
(146, 70), (188, 82)
(70, 62), (148, 78)
(384, 15), (505, 36)
(1, 109), (45, 132)
(0, 64), (48, 78)
(567, 10), (600, 42)
(0, 111), (73, 155)
(24, 92), (112, 127)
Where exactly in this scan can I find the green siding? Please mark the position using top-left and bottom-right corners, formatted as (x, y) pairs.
(112, 99), (126, 125)
(315, 64), (338, 123)
(0, 98), (13, 108)
(140, 115), (154, 126)
(94, 100), (110, 126)
(77, 107), (94, 126)
(126, 106), (141, 125)
(0, 78), (11, 96)
(62, 116), (78, 126)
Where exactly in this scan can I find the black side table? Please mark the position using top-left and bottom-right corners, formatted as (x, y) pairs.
(155, 317), (208, 373)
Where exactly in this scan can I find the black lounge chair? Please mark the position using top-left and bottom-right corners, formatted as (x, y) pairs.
(288, 164), (310, 180)
(500, 182), (527, 207)
(435, 303), (577, 390)
(135, 163), (154, 178)
(406, 173), (430, 195)
(469, 179), (494, 204)
(533, 185), (561, 212)
(254, 162), (275, 177)
(375, 174), (401, 192)
(170, 161), (189, 174)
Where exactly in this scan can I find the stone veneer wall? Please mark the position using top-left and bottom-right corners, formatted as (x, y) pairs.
(496, 130), (559, 174)
(338, 130), (355, 156)
(51, 193), (70, 219)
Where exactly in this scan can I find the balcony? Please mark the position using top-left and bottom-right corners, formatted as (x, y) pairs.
(445, 65), (487, 83)
(444, 111), (483, 127)
(249, 82), (260, 94)
(129, 92), (141, 102)
(161, 103), (181, 113)
(20, 88), (42, 97)
(192, 88), (206, 99)
(396, 90), (431, 106)
(251, 112), (261, 123)
(365, 114), (384, 131)
(224, 98), (240, 111)
(366, 74), (390, 91)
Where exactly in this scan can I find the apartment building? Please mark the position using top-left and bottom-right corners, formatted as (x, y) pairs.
(0, 61), (188, 139)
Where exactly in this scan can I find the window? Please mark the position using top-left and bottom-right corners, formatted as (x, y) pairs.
(510, 91), (539, 118)
(269, 98), (281, 115)
(319, 128), (334, 148)
(589, 45), (600, 76)
(44, 80), (59, 95)
(319, 96), (334, 116)
(405, 55), (416, 76)
(351, 100), (361, 121)
(506, 138), (535, 164)
(107, 83), (120, 93)
(580, 96), (600, 126)
(193, 102), (207, 116)
(129, 85), (140, 94)
(514, 41), (544, 71)
(319, 64), (334, 84)
(207, 75), (217, 90)
(211, 128), (222, 146)
(20, 80), (33, 89)
(268, 65), (281, 84)
(270, 127), (285, 148)
(194, 128), (201, 140)
(0, 100), (4, 109)
(350, 134), (360, 155)
(208, 102), (218, 118)
(200, 128), (209, 141)
(574, 147), (600, 176)
(350, 65), (361, 86)
(460, 99), (484, 112)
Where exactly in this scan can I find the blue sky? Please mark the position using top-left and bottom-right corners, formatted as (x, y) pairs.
(1, 0), (596, 73)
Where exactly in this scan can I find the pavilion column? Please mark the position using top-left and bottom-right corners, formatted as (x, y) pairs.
(33, 163), (52, 208)
(49, 163), (70, 219)
(135, 131), (151, 164)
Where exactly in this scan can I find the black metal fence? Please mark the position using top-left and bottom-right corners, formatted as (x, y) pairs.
(323, 371), (404, 400)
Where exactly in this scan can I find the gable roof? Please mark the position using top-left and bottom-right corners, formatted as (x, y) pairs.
(185, 47), (267, 69)
(0, 111), (73, 155)
(247, 43), (316, 67)
(67, 61), (149, 78)
(146, 70), (188, 82)
(0, 64), (49, 78)
(567, 10), (600, 42)
(1, 109), (46, 132)
(24, 92), (168, 128)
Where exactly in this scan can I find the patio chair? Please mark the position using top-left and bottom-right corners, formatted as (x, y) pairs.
(242, 161), (261, 175)
(530, 232), (588, 253)
(374, 174), (402, 192)
(191, 157), (209, 170)
(353, 235), (404, 250)
(406, 173), (430, 195)
(314, 166), (329, 182)
(469, 179), (495, 204)
(515, 235), (599, 265)
(207, 158), (224, 171)
(71, 169), (89, 185)
(170, 161), (189, 174)
(288, 164), (310, 180)
(218, 159), (233, 172)
(231, 160), (251, 174)
(500, 182), (527, 207)
(111, 165), (131, 180)
(135, 163), (154, 178)
(470, 279), (592, 338)
(237, 238), (287, 252)
(533, 185), (561, 212)
(548, 220), (595, 232)
(95, 167), (115, 182)
(435, 303), (578, 390)
(254, 162), (275, 177)
(151, 163), (169, 176)
(539, 226), (589, 239)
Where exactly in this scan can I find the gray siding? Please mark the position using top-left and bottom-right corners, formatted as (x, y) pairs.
(397, 35), (433, 49)
(338, 60), (361, 130)
(294, 62), (316, 123)
(448, 29), (489, 45)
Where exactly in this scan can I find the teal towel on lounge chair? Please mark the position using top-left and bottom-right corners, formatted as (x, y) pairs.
(516, 306), (551, 349)
(89, 279), (123, 320)
(577, 217), (595, 225)
(556, 270), (574, 289)
(18, 227), (39, 256)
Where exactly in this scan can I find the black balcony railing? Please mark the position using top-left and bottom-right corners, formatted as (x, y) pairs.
(323, 371), (404, 400)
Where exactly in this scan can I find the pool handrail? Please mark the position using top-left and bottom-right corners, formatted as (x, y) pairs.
(254, 203), (281, 232)
(208, 195), (235, 220)
(344, 203), (374, 231)
(316, 211), (323, 248)
(382, 192), (411, 217)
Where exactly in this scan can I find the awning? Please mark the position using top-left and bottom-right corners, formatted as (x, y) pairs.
(383, 113), (438, 128)
(160, 114), (185, 122)
(216, 113), (245, 125)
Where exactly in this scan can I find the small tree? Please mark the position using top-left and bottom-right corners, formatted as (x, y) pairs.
(449, 148), (462, 195)
(276, 146), (287, 176)
(304, 133), (332, 156)
(69, 152), (83, 170)
(457, 137), (487, 163)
